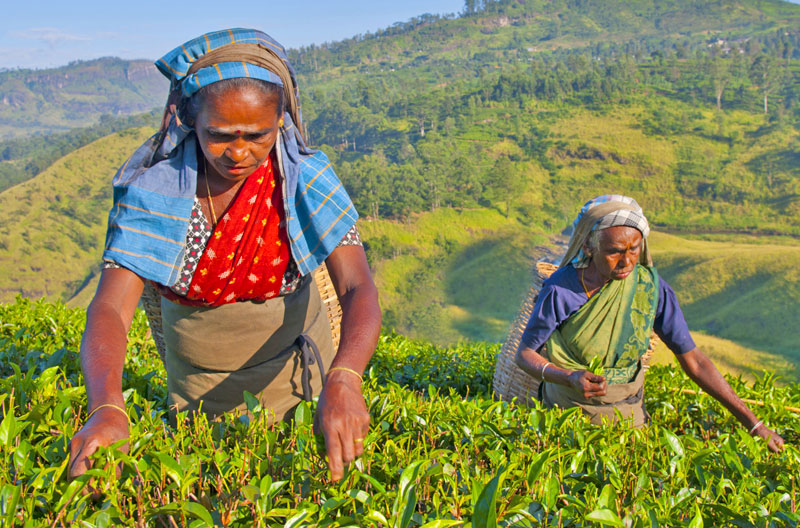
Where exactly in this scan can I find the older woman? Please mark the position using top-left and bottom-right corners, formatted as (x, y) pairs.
(516, 195), (783, 451)
(69, 29), (381, 481)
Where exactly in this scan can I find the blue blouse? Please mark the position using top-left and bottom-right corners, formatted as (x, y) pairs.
(520, 265), (696, 355)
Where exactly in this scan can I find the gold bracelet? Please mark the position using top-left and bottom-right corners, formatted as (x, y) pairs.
(86, 403), (129, 424)
(327, 366), (363, 383)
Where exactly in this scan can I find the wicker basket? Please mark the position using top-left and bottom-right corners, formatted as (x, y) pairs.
(492, 261), (659, 407)
(141, 263), (342, 363)
(312, 263), (343, 351)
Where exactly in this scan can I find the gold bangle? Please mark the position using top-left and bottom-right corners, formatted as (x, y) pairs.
(86, 403), (129, 424)
(540, 361), (552, 382)
(327, 366), (363, 383)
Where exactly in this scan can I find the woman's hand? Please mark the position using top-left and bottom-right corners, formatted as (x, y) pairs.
(70, 267), (142, 483)
(677, 348), (786, 453)
(753, 423), (785, 453)
(314, 370), (370, 481)
(68, 408), (130, 480)
(568, 370), (608, 399)
(320, 244), (380, 481)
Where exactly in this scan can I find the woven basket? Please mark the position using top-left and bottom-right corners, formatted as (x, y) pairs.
(312, 263), (343, 351)
(492, 261), (659, 407)
(141, 263), (342, 363)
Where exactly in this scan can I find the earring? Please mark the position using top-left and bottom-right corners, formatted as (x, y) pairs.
(279, 118), (284, 127)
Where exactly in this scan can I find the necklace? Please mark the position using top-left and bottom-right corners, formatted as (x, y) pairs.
(203, 159), (218, 226)
(580, 268), (592, 298)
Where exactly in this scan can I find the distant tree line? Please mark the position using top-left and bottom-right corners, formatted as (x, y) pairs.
(0, 111), (159, 193)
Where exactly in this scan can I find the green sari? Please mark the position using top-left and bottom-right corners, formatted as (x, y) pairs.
(541, 264), (659, 425)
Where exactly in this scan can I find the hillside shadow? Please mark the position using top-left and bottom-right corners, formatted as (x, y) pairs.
(442, 235), (563, 343)
(673, 271), (800, 380)
(745, 149), (800, 180)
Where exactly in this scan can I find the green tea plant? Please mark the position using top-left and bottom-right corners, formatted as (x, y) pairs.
(1, 297), (799, 527)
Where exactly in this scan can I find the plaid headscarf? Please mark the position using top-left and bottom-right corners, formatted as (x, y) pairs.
(103, 29), (357, 286)
(560, 195), (652, 269)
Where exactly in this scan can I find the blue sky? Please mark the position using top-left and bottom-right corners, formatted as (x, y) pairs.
(2, 0), (464, 70)
(4, 0), (800, 70)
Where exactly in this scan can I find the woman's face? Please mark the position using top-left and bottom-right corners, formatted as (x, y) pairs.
(195, 85), (282, 183)
(588, 225), (643, 281)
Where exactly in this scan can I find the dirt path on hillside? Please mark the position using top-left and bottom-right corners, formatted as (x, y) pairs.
(533, 234), (569, 265)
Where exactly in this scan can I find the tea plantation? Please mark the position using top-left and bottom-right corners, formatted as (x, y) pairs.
(1, 297), (799, 527)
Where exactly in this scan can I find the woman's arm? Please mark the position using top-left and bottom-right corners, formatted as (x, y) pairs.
(69, 268), (144, 479)
(515, 345), (607, 399)
(675, 348), (784, 452)
(316, 244), (381, 481)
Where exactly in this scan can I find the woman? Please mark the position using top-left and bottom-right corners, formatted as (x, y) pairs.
(515, 195), (783, 451)
(69, 29), (381, 481)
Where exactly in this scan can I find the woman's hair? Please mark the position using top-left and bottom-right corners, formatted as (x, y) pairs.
(585, 226), (645, 254)
(182, 77), (284, 124)
(585, 229), (602, 254)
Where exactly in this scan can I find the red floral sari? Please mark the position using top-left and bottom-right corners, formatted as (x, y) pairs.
(168, 157), (291, 306)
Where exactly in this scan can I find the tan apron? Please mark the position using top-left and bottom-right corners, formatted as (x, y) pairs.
(160, 275), (335, 423)
(541, 366), (648, 427)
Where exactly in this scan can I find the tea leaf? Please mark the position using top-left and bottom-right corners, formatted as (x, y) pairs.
(586, 508), (624, 527)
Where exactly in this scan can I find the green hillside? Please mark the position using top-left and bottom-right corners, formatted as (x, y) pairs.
(0, 58), (166, 138)
(0, 127), (155, 302)
(289, 0), (800, 237)
(360, 208), (551, 344)
(292, 0), (800, 76)
(0, 110), (160, 194)
(650, 231), (800, 366)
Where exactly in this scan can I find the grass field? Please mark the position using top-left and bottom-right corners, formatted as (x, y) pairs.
(650, 231), (800, 372)
(359, 208), (552, 345)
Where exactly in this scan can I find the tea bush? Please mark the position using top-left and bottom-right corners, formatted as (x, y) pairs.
(1, 297), (799, 527)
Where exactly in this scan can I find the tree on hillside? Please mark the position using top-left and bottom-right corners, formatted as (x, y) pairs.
(749, 54), (782, 114)
(706, 54), (731, 111)
(346, 152), (391, 219)
(487, 156), (525, 218)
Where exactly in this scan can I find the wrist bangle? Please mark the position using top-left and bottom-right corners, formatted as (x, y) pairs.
(327, 366), (363, 383)
(540, 362), (552, 382)
(748, 420), (763, 435)
(86, 403), (129, 424)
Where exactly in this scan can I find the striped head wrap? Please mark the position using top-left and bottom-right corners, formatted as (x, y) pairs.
(560, 194), (652, 269)
(155, 29), (305, 147)
(102, 29), (357, 286)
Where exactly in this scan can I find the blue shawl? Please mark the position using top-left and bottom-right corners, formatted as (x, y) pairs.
(103, 29), (357, 285)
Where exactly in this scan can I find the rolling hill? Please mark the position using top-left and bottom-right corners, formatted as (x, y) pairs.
(0, 127), (155, 301)
(0, 58), (166, 138)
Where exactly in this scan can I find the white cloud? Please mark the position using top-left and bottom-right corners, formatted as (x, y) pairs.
(12, 27), (92, 48)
